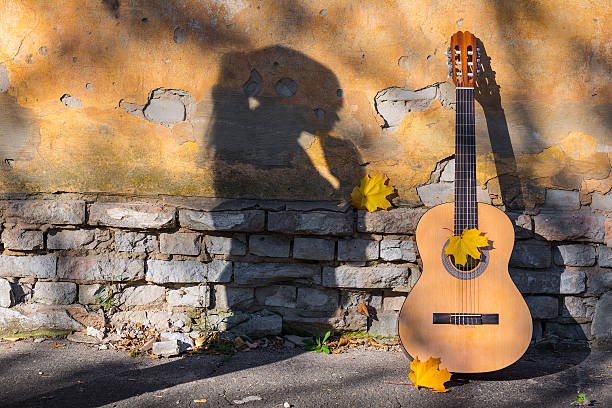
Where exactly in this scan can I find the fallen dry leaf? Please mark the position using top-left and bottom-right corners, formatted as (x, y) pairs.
(2, 337), (22, 342)
(408, 357), (452, 393)
(337, 337), (350, 347)
(194, 337), (206, 348)
(193, 398), (207, 403)
(234, 336), (246, 349)
(350, 174), (394, 212)
(53, 344), (66, 348)
(357, 302), (370, 317)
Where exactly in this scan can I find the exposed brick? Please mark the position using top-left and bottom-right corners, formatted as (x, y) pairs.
(542, 189), (580, 211)
(89, 202), (175, 229)
(159, 232), (201, 255)
(0, 255), (56, 279)
(338, 239), (379, 261)
(234, 262), (320, 286)
(357, 208), (426, 233)
(145, 260), (206, 283)
(323, 264), (410, 288)
(33, 282), (77, 305)
(179, 209), (264, 231)
(249, 235), (291, 258)
(1, 229), (43, 250)
(293, 238), (335, 261)
(57, 257), (144, 282)
(115, 231), (158, 253)
(0, 200), (85, 224)
(268, 211), (353, 236)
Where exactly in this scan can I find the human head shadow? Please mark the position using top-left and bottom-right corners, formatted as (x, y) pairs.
(199, 45), (362, 200)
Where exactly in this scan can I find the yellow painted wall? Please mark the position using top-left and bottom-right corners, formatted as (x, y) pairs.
(0, 0), (610, 207)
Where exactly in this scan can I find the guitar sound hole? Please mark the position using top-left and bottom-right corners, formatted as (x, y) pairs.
(449, 254), (481, 271)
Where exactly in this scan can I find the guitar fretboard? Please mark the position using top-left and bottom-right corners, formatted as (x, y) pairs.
(454, 87), (478, 235)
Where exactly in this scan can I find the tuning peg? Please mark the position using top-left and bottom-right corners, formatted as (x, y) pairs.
(476, 58), (480, 62)
(444, 50), (450, 57)
(446, 61), (452, 68)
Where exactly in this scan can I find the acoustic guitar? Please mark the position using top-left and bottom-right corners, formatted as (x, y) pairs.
(397, 31), (532, 373)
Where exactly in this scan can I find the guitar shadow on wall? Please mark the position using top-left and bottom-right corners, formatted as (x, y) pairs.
(455, 38), (591, 382)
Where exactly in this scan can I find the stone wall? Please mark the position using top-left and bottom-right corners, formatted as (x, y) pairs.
(0, 195), (610, 349)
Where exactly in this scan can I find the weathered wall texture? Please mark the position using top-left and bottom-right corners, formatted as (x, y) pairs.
(0, 0), (610, 205)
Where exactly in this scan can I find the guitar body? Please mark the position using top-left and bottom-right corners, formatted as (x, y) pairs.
(398, 203), (532, 373)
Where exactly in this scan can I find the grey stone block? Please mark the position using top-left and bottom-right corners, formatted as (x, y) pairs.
(115, 231), (158, 253)
(168, 286), (209, 307)
(0, 200), (85, 224)
(542, 189), (580, 211)
(357, 208), (427, 233)
(230, 311), (282, 337)
(296, 287), (338, 311)
(160, 331), (194, 351)
(416, 182), (453, 206)
(509, 240), (551, 269)
(57, 257), (144, 282)
(546, 322), (591, 342)
(255, 285), (297, 308)
(591, 192), (612, 212)
(323, 265), (410, 288)
(293, 238), (334, 261)
(561, 296), (594, 323)
(120, 285), (166, 306)
(553, 245), (596, 267)
(525, 296), (558, 319)
(78, 284), (104, 305)
(0, 255), (56, 279)
(89, 202), (175, 228)
(234, 262), (320, 286)
(249, 235), (291, 258)
(205, 235), (247, 255)
(597, 246), (612, 268)
(560, 270), (586, 294)
(588, 272), (612, 295)
(152, 340), (181, 357)
(508, 213), (533, 239)
(340, 291), (382, 310)
(160, 232), (201, 255)
(383, 294), (406, 311)
(1, 229), (43, 250)
(33, 282), (77, 305)
(591, 291), (612, 349)
(380, 240), (416, 262)
(533, 211), (604, 242)
(268, 211), (353, 236)
(282, 315), (345, 336)
(146, 260), (206, 283)
(207, 260), (233, 283)
(214, 285), (254, 310)
(368, 312), (399, 337)
(0, 278), (14, 308)
(179, 209), (265, 231)
(338, 239), (379, 261)
(48, 229), (95, 250)
(0, 304), (84, 336)
(510, 269), (560, 294)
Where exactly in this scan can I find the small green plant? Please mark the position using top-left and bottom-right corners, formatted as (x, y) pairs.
(303, 331), (332, 354)
(570, 393), (590, 406)
(95, 272), (123, 311)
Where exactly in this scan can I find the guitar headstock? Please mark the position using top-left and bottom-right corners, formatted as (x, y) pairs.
(445, 31), (481, 87)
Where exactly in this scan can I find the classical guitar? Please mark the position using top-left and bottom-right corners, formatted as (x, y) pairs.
(398, 31), (532, 373)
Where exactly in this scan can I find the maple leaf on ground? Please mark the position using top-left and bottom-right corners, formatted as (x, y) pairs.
(350, 174), (394, 212)
(444, 227), (489, 266)
(408, 357), (452, 393)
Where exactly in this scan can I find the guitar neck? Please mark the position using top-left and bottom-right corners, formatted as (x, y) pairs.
(454, 87), (478, 235)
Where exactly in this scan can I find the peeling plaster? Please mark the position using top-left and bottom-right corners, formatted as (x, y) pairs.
(120, 89), (196, 128)
(60, 94), (82, 108)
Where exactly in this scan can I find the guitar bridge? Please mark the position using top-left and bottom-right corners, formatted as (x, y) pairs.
(433, 313), (499, 325)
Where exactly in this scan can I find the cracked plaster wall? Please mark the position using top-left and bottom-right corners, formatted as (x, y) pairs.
(0, 0), (610, 206)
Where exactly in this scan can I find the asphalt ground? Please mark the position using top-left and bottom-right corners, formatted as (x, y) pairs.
(0, 339), (610, 408)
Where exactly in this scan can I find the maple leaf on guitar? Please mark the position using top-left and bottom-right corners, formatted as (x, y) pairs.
(350, 174), (394, 212)
(408, 357), (452, 393)
(444, 227), (489, 266)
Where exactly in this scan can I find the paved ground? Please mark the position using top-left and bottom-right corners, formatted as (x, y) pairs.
(0, 339), (610, 408)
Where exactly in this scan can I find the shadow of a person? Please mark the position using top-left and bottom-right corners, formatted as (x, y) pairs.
(198, 45), (362, 200)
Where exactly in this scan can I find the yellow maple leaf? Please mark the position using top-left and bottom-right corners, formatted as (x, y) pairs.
(350, 174), (394, 212)
(408, 357), (452, 392)
(444, 228), (489, 266)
